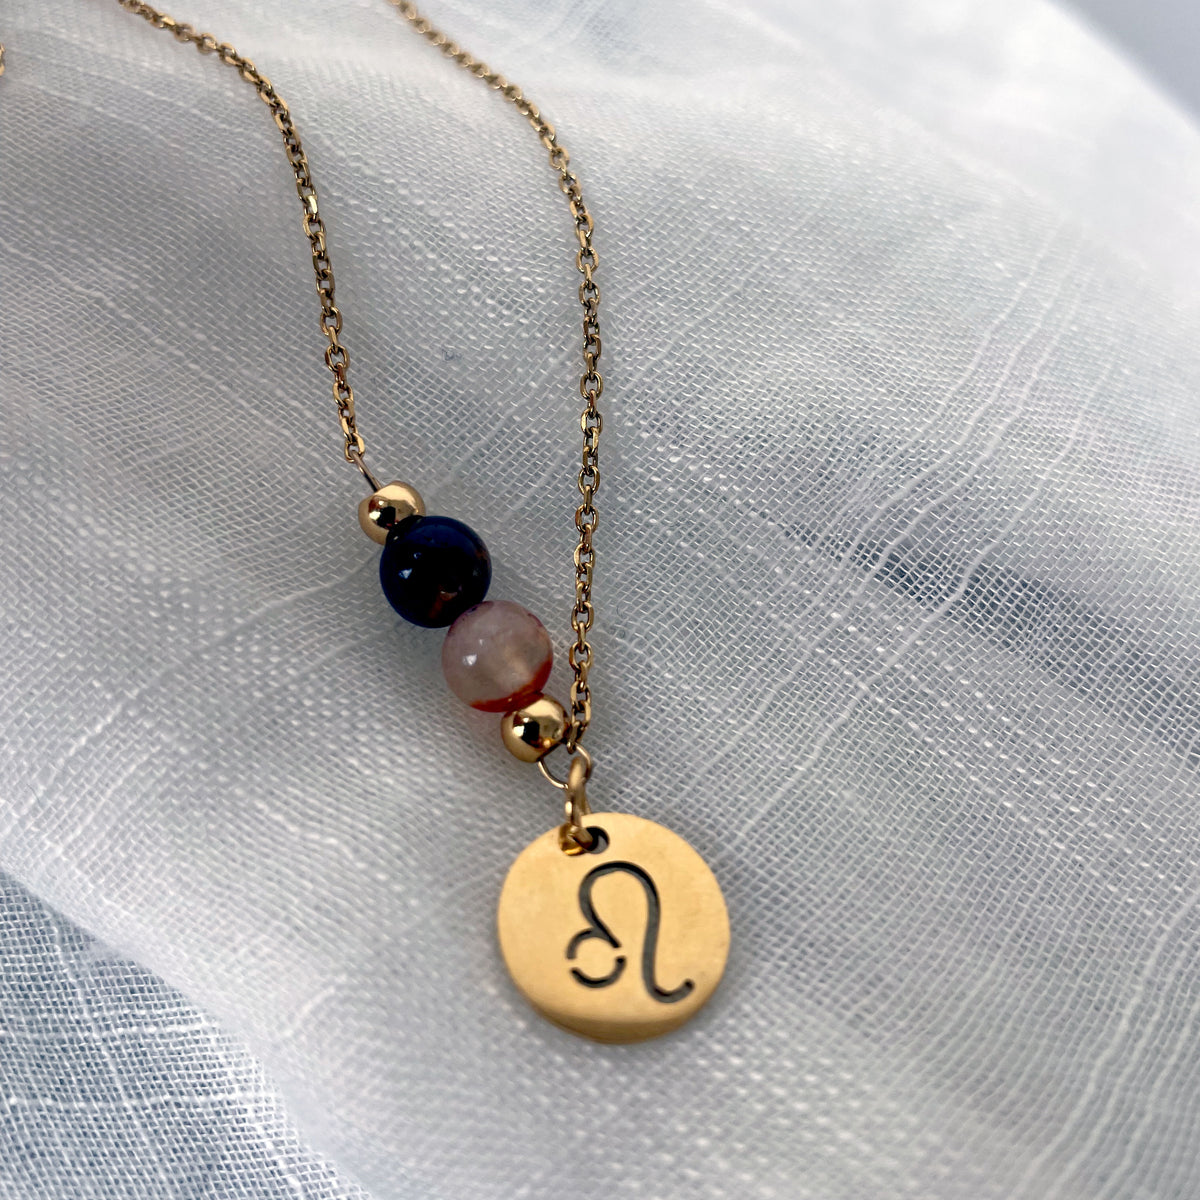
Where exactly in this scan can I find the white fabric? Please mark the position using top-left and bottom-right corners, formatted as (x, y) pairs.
(0, 871), (371, 1198)
(3, 0), (1200, 1196)
(1065, 0), (1200, 115)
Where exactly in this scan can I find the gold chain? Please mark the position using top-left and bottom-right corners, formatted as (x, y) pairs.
(385, 2), (602, 752)
(114, 0), (371, 476)
(113, 0), (603, 754)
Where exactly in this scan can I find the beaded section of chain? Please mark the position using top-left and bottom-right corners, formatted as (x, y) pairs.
(118, 0), (602, 759)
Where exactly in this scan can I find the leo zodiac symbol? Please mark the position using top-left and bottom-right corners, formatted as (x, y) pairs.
(565, 861), (695, 1004)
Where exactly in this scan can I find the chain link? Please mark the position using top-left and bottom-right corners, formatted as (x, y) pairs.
(113, 0), (371, 473)
(388, 1), (603, 753)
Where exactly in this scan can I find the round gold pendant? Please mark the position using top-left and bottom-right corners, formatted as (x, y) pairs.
(497, 811), (730, 1043)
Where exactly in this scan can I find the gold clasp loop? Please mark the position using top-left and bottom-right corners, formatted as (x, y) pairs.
(536, 741), (591, 790)
(538, 744), (594, 853)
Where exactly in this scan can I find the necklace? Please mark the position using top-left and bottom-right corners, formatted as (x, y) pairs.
(113, 0), (729, 1044)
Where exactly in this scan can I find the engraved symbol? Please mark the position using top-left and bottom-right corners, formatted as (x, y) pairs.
(565, 861), (695, 1004)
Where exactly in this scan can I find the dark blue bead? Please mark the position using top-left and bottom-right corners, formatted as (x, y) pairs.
(379, 514), (491, 628)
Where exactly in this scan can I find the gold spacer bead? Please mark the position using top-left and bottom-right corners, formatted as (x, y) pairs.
(501, 693), (568, 763)
(357, 481), (425, 545)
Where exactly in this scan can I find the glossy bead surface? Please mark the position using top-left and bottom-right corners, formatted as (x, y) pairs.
(442, 601), (553, 712)
(380, 515), (491, 628)
(358, 481), (425, 545)
(500, 693), (569, 762)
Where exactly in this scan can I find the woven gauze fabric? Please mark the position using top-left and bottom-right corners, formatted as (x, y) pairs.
(3, 0), (1200, 1197)
(0, 871), (373, 1198)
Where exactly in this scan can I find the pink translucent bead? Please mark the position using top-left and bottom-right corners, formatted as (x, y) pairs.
(441, 600), (553, 712)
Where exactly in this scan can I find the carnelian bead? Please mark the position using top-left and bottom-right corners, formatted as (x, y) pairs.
(441, 600), (553, 712)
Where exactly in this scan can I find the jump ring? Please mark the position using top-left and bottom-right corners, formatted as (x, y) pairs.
(536, 742), (593, 790)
